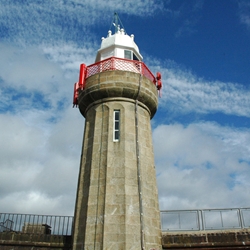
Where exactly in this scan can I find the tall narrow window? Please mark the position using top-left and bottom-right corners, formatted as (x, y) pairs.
(113, 110), (120, 141)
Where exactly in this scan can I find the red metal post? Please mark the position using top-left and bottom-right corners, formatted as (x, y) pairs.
(73, 82), (79, 107)
(78, 64), (87, 89)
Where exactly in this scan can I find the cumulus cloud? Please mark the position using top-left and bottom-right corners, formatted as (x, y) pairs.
(0, 0), (249, 219)
(1, 44), (250, 216)
(153, 122), (250, 210)
(0, 107), (84, 215)
(0, 43), (62, 90)
(0, 42), (85, 215)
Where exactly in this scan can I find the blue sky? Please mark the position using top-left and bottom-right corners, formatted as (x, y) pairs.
(0, 0), (250, 215)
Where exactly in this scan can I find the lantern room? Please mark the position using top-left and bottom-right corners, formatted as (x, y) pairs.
(95, 25), (143, 62)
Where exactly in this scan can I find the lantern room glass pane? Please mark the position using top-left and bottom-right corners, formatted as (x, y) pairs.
(133, 53), (139, 61)
(124, 50), (132, 59)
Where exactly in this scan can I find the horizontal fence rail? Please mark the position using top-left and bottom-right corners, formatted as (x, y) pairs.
(0, 213), (73, 236)
(161, 208), (250, 231)
(1, 208), (250, 235)
(86, 56), (156, 83)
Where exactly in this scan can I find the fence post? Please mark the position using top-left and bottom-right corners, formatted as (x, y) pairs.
(239, 208), (244, 229)
(197, 210), (201, 231)
(220, 210), (224, 228)
(200, 210), (205, 230)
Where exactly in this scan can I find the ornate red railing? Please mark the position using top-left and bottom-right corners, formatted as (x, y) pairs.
(73, 57), (162, 106)
(86, 57), (156, 83)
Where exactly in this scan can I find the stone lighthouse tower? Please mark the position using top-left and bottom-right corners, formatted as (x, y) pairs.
(72, 14), (162, 250)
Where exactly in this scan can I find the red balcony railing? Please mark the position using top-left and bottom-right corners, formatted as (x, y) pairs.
(86, 57), (156, 84)
(73, 57), (160, 106)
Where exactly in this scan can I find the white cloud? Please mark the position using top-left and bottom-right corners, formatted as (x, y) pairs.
(0, 191), (67, 215)
(0, 22), (88, 216)
(0, 43), (62, 90)
(153, 122), (250, 210)
(149, 63), (250, 117)
(0, 0), (164, 46)
(0, 0), (249, 220)
(238, 0), (250, 30)
(0, 42), (88, 114)
(0, 107), (84, 215)
(1, 42), (250, 217)
(42, 42), (97, 72)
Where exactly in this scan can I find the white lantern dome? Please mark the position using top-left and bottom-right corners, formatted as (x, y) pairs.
(95, 22), (143, 62)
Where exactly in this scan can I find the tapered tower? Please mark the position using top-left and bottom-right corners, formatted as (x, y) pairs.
(72, 14), (162, 250)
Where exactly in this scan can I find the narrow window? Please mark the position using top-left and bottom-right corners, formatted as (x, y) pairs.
(124, 50), (132, 59)
(113, 110), (120, 141)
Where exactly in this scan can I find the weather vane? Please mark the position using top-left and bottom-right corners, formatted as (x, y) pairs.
(110, 12), (125, 34)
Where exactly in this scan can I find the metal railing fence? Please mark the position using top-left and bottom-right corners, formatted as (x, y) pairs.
(86, 56), (156, 83)
(1, 208), (250, 235)
(161, 208), (250, 231)
(0, 213), (73, 235)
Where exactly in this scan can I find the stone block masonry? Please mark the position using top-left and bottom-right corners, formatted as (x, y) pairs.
(72, 70), (162, 250)
(162, 229), (250, 249)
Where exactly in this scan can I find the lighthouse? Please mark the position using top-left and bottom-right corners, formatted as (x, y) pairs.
(72, 14), (162, 250)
